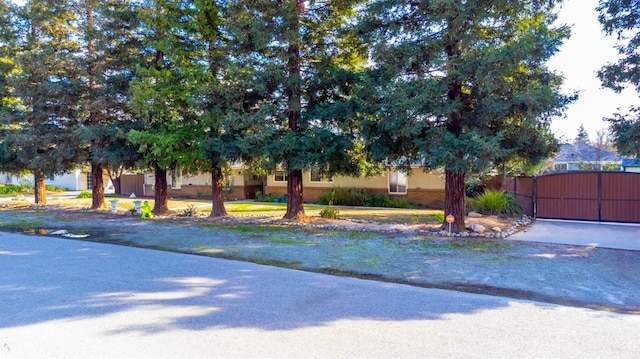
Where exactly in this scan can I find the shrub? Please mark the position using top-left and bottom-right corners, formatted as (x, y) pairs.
(318, 187), (419, 209)
(319, 187), (369, 206)
(319, 202), (339, 219)
(0, 185), (26, 195)
(46, 185), (66, 192)
(469, 190), (522, 216)
(181, 204), (199, 217)
(502, 192), (524, 217)
(76, 191), (92, 198)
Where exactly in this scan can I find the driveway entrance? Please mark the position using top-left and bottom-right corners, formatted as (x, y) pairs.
(509, 219), (640, 251)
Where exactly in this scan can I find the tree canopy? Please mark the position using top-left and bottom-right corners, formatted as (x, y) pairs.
(598, 0), (640, 159)
(1, 0), (83, 204)
(0, 0), (574, 223)
(227, 0), (372, 220)
(360, 0), (573, 231)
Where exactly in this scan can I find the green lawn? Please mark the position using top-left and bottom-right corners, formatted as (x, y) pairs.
(28, 194), (445, 224)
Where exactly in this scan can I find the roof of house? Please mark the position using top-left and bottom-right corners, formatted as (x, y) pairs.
(622, 158), (640, 167)
(555, 142), (622, 163)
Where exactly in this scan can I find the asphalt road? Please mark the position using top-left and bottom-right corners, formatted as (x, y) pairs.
(1, 232), (639, 358)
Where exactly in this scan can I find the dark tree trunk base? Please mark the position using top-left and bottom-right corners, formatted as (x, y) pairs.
(153, 165), (169, 215)
(209, 167), (228, 218)
(441, 169), (467, 233)
(90, 163), (106, 210)
(283, 169), (306, 221)
(34, 170), (47, 205)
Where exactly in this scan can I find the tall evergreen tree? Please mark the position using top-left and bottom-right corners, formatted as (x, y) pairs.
(129, 0), (205, 215)
(361, 0), (573, 231)
(2, 0), (82, 204)
(76, 0), (144, 209)
(228, 0), (370, 220)
(0, 0), (17, 119)
(575, 124), (589, 143)
(598, 0), (640, 158)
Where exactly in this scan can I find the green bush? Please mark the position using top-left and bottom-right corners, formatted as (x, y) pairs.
(320, 202), (339, 219)
(468, 190), (522, 216)
(45, 185), (66, 192)
(76, 191), (92, 198)
(180, 204), (199, 217)
(318, 187), (419, 209)
(0, 185), (27, 195)
(502, 192), (524, 217)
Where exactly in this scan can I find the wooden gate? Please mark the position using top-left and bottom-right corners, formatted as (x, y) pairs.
(503, 172), (640, 223)
(120, 174), (145, 197)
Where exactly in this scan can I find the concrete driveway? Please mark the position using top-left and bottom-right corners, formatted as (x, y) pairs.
(1, 231), (639, 358)
(509, 219), (640, 251)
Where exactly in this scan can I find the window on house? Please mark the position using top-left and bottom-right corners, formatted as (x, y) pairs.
(554, 163), (568, 172)
(310, 168), (332, 183)
(389, 170), (407, 194)
(274, 171), (288, 182)
(171, 168), (182, 189)
(86, 173), (93, 190)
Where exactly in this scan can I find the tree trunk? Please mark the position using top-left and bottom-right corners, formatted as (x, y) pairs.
(90, 162), (106, 209)
(283, 0), (305, 221)
(283, 168), (305, 220)
(108, 166), (123, 195)
(34, 170), (47, 205)
(112, 176), (122, 196)
(442, 169), (466, 233)
(209, 166), (228, 218)
(153, 164), (169, 215)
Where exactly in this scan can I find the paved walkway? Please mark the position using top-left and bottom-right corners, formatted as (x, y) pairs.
(510, 219), (640, 251)
(1, 232), (639, 358)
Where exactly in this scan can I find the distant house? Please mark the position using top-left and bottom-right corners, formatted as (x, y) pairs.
(132, 166), (446, 208)
(1, 169), (114, 193)
(265, 167), (445, 208)
(552, 142), (623, 172)
(622, 158), (640, 173)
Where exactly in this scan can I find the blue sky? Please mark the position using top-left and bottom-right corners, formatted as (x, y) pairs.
(548, 0), (638, 142)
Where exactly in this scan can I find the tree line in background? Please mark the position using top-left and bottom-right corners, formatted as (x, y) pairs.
(1, 0), (633, 232)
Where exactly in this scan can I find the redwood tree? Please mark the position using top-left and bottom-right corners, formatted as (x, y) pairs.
(76, 0), (143, 209)
(2, 0), (82, 204)
(227, 0), (370, 220)
(598, 0), (640, 159)
(361, 0), (574, 232)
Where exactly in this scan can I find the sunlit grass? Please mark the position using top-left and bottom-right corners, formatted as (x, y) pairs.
(13, 195), (444, 224)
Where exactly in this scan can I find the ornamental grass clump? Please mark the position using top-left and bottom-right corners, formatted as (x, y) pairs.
(468, 190), (522, 216)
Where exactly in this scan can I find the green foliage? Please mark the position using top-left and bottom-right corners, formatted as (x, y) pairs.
(320, 202), (340, 219)
(0, 184), (25, 195)
(360, 0), (573, 228)
(318, 188), (419, 209)
(597, 0), (640, 94)
(227, 0), (373, 219)
(428, 212), (445, 223)
(468, 190), (523, 217)
(76, 191), (92, 199)
(1, 0), (82, 182)
(45, 185), (65, 193)
(607, 108), (640, 159)
(598, 1), (640, 159)
(575, 124), (589, 143)
(180, 204), (199, 217)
